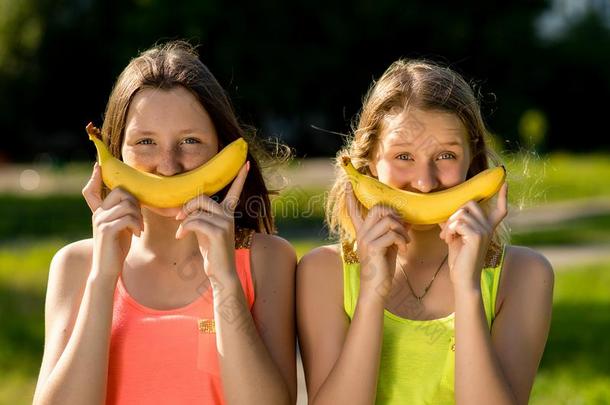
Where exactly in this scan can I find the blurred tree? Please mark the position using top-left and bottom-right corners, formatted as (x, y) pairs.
(536, 10), (610, 152)
(0, 0), (607, 162)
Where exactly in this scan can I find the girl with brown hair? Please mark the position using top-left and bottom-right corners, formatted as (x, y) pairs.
(34, 41), (296, 405)
(297, 59), (554, 404)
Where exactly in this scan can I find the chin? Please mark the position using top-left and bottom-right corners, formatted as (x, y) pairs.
(143, 205), (183, 218)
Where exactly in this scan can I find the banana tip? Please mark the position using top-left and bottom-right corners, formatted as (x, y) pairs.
(86, 122), (101, 141)
(341, 156), (351, 166)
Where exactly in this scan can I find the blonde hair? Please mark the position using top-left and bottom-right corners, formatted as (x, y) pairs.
(326, 59), (510, 245)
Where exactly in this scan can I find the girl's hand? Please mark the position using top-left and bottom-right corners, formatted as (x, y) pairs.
(175, 162), (249, 289)
(346, 183), (410, 302)
(439, 182), (508, 291)
(82, 162), (144, 283)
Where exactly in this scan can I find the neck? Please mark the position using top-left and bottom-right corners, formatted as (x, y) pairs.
(128, 208), (202, 267)
(398, 224), (448, 273)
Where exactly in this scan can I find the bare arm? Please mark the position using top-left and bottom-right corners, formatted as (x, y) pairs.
(454, 246), (554, 405)
(297, 245), (387, 405)
(176, 164), (296, 404)
(213, 234), (296, 405)
(33, 242), (116, 405)
(34, 167), (143, 405)
(296, 188), (408, 405)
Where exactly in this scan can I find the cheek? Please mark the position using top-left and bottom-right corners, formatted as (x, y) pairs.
(184, 148), (216, 169)
(375, 159), (401, 185)
(441, 169), (467, 188)
(122, 149), (156, 171)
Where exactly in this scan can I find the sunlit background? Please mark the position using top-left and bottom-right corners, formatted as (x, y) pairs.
(1, 0), (610, 403)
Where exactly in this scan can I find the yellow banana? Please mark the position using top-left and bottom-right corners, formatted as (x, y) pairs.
(342, 156), (506, 225)
(86, 123), (248, 208)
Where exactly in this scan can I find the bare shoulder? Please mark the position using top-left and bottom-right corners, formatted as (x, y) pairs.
(297, 243), (342, 273)
(46, 238), (95, 304)
(503, 245), (554, 282)
(49, 238), (94, 282)
(297, 243), (343, 297)
(251, 232), (296, 260)
(249, 233), (297, 287)
(498, 245), (555, 310)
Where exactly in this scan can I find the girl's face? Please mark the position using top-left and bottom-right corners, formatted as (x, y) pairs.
(369, 108), (472, 230)
(122, 86), (220, 216)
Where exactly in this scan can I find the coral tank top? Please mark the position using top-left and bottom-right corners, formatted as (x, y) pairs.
(106, 231), (255, 405)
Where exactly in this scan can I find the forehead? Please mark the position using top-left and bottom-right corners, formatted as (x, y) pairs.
(125, 86), (210, 129)
(380, 109), (468, 149)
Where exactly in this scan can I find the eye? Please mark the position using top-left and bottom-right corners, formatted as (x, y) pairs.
(438, 152), (456, 160)
(136, 138), (154, 145)
(396, 153), (413, 161)
(181, 137), (201, 145)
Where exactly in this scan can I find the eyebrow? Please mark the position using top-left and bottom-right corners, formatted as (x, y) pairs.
(127, 128), (205, 136)
(388, 140), (463, 147)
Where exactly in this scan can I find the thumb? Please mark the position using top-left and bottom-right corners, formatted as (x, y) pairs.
(82, 162), (103, 212)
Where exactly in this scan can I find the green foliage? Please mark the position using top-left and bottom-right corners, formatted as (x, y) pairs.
(0, 194), (91, 241)
(3, 0), (610, 160)
(518, 109), (548, 151)
(511, 213), (610, 246)
(0, 0), (42, 77)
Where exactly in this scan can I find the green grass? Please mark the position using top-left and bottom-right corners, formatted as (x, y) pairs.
(504, 152), (610, 206)
(511, 213), (610, 246)
(530, 261), (610, 404)
(0, 239), (65, 404)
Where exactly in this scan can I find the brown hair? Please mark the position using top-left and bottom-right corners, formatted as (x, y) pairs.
(326, 59), (509, 244)
(100, 40), (279, 234)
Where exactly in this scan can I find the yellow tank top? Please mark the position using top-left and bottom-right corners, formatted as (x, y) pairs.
(341, 242), (506, 405)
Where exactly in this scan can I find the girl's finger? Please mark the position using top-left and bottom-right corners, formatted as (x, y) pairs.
(447, 218), (485, 242)
(361, 215), (409, 246)
(489, 182), (509, 228)
(367, 230), (408, 252)
(94, 199), (143, 227)
(101, 187), (139, 211)
(361, 204), (400, 235)
(345, 182), (365, 233)
(82, 162), (103, 212)
(175, 215), (224, 240)
(456, 202), (492, 234)
(222, 161), (249, 213)
(101, 214), (143, 237)
(178, 193), (224, 220)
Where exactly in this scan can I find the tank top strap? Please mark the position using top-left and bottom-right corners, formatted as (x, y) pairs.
(340, 239), (360, 319)
(234, 227), (256, 309)
(235, 227), (255, 249)
(480, 242), (507, 329)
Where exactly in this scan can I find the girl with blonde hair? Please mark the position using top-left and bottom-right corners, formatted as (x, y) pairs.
(297, 59), (553, 404)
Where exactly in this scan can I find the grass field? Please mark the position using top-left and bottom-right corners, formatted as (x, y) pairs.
(503, 152), (610, 206)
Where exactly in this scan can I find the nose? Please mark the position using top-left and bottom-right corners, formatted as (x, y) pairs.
(411, 163), (439, 193)
(155, 148), (184, 177)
